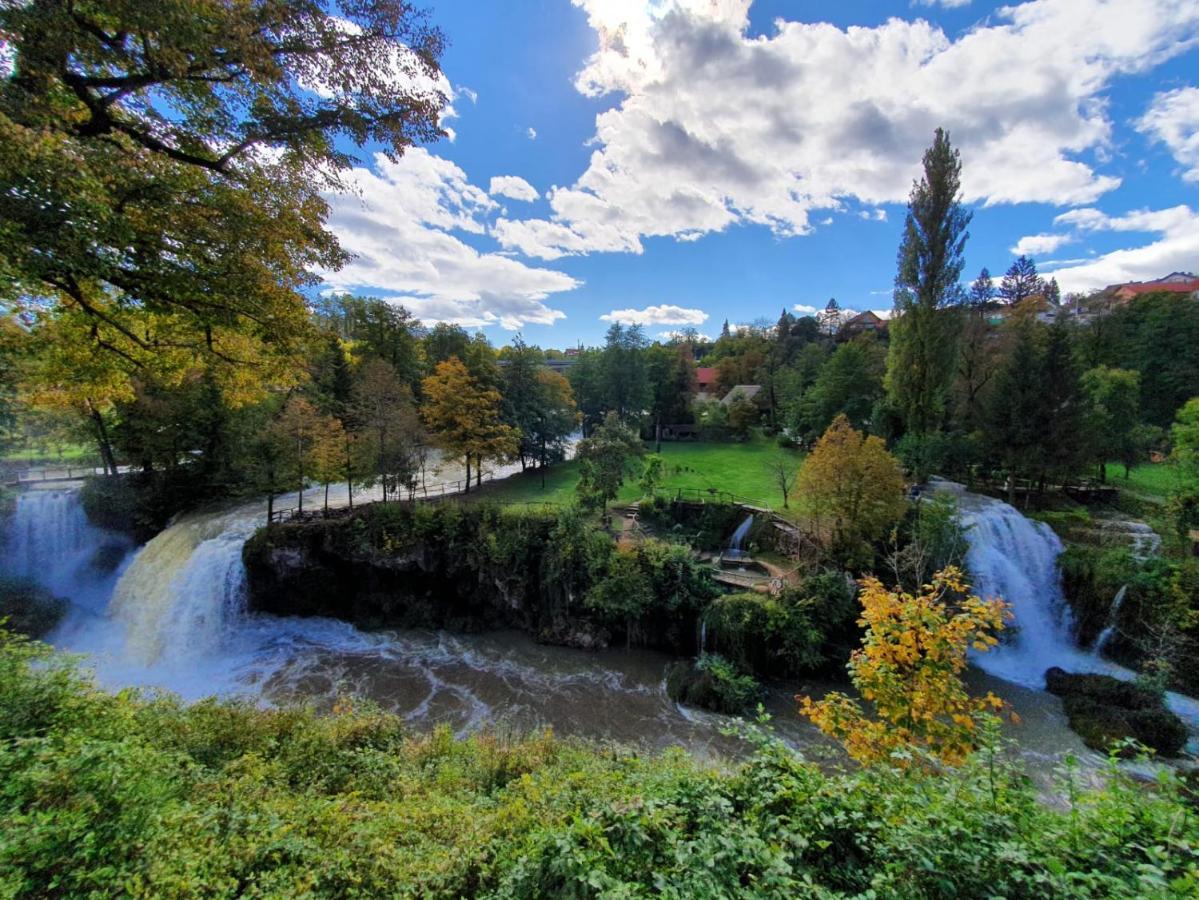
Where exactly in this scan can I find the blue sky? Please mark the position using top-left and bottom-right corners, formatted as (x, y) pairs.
(320, 0), (1199, 348)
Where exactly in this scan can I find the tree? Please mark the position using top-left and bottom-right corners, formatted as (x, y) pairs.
(796, 415), (907, 565)
(269, 396), (329, 514)
(647, 343), (697, 446)
(999, 256), (1040, 306)
(529, 369), (579, 487)
(800, 339), (885, 438)
(764, 452), (800, 509)
(599, 323), (651, 424)
(985, 321), (1047, 504)
(422, 357), (518, 492)
(968, 268), (995, 306)
(818, 299), (843, 337)
(351, 359), (422, 501)
(312, 416), (348, 512)
(799, 567), (1010, 767)
(1082, 367), (1142, 483)
(956, 272), (999, 432)
(502, 335), (547, 469)
(639, 454), (665, 497)
(1171, 397), (1199, 481)
(575, 413), (644, 513)
(886, 129), (971, 439)
(0, 1), (445, 394)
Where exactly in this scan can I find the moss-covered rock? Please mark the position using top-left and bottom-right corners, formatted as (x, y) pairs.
(1045, 667), (1189, 757)
(0, 577), (68, 638)
(665, 653), (761, 715)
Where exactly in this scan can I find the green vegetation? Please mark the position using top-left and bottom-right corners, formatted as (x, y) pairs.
(1045, 668), (1188, 757)
(3, 631), (1198, 897)
(664, 653), (762, 715)
(1117, 462), (1184, 501)
(479, 437), (805, 510)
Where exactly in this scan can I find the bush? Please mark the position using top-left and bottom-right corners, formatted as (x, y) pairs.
(1045, 667), (1189, 757)
(2, 631), (1198, 897)
(665, 653), (761, 714)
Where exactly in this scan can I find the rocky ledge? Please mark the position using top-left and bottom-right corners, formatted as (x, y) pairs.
(1045, 667), (1189, 758)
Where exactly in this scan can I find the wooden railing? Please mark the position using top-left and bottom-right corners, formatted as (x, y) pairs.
(3, 465), (132, 487)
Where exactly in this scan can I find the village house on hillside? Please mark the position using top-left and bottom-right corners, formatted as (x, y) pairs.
(695, 366), (718, 400)
(838, 309), (887, 339)
(1106, 272), (1199, 302)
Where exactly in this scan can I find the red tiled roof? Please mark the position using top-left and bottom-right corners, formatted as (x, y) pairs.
(696, 367), (717, 386)
(1116, 280), (1199, 297)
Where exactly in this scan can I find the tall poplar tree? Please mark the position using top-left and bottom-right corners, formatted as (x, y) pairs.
(886, 129), (972, 440)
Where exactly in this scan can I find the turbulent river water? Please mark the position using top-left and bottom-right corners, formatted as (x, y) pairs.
(3, 471), (1195, 768)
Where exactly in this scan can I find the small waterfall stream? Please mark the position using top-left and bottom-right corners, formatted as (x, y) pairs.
(1093, 585), (1128, 657)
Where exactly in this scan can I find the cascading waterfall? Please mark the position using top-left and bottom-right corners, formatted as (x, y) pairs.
(1, 488), (132, 611)
(1093, 585), (1128, 657)
(937, 479), (1199, 731)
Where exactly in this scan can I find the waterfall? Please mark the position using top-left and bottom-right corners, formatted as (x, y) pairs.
(1093, 585), (1127, 657)
(725, 515), (753, 560)
(1, 488), (132, 611)
(938, 481), (1199, 732)
(109, 508), (255, 665)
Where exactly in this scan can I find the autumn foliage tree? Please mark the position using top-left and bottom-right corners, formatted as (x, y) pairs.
(795, 415), (906, 565)
(800, 567), (1010, 767)
(422, 357), (518, 492)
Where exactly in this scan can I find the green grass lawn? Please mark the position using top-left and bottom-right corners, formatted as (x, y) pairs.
(475, 437), (805, 511)
(1113, 461), (1187, 500)
(1, 442), (99, 466)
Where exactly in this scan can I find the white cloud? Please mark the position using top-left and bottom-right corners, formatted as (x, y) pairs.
(1011, 232), (1076, 256)
(459, 85), (479, 104)
(1137, 85), (1199, 182)
(914, 0), (973, 8)
(321, 149), (579, 329)
(1040, 205), (1199, 293)
(526, 127), (538, 140)
(792, 304), (820, 315)
(858, 208), (888, 222)
(600, 304), (710, 325)
(493, 0), (1199, 261)
(489, 175), (541, 202)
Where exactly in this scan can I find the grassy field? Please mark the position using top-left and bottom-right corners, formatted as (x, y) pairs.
(1113, 461), (1186, 500)
(475, 437), (805, 511)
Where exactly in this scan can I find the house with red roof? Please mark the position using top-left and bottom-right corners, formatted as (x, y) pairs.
(695, 366), (718, 400)
(1108, 272), (1199, 302)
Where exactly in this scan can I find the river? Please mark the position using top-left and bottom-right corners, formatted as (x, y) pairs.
(2, 473), (1194, 771)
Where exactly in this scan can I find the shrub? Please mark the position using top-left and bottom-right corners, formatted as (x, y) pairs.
(665, 653), (761, 714)
(2, 631), (1198, 897)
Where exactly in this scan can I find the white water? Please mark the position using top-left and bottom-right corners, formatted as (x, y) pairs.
(4, 471), (1194, 758)
(938, 480), (1199, 730)
(1093, 585), (1127, 657)
(725, 514), (754, 560)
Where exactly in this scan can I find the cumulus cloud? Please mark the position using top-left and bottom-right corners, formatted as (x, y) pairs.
(489, 175), (541, 202)
(1011, 232), (1076, 256)
(321, 149), (579, 329)
(493, 0), (1199, 261)
(600, 304), (710, 325)
(1137, 86), (1199, 182)
(1040, 205), (1199, 293)
(526, 127), (538, 140)
(914, 0), (973, 8)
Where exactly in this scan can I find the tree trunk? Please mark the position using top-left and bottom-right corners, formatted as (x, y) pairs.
(266, 491), (274, 526)
(464, 456), (471, 494)
(476, 459), (482, 487)
(86, 400), (118, 475)
(324, 481), (329, 512)
(1098, 461), (1107, 485)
